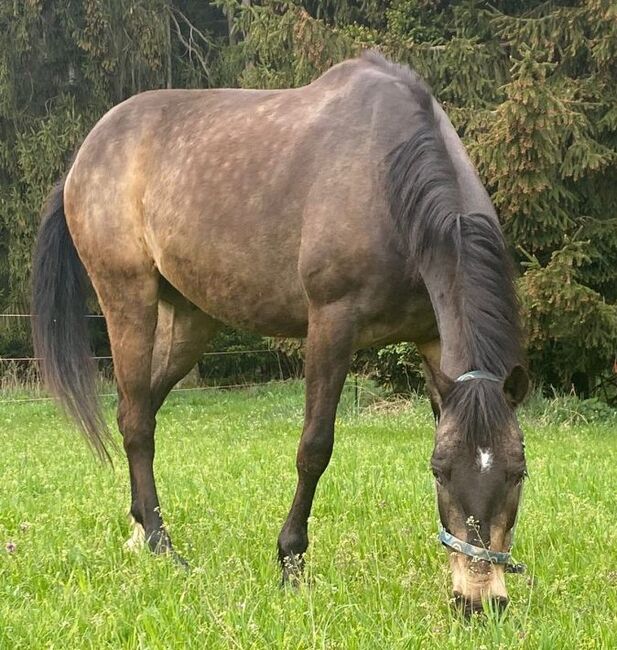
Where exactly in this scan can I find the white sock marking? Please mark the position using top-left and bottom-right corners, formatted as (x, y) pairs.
(124, 516), (146, 552)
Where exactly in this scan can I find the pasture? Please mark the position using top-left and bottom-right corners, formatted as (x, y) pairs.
(1, 381), (616, 649)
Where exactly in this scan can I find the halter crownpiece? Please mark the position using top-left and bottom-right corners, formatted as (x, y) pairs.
(455, 370), (501, 383)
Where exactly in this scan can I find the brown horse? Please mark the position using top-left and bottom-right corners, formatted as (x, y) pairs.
(32, 52), (528, 612)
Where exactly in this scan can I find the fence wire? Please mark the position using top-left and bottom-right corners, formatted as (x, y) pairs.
(0, 378), (304, 405)
(0, 349), (281, 363)
(1, 312), (310, 405)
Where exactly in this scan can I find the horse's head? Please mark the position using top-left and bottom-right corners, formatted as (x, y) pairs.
(426, 364), (529, 614)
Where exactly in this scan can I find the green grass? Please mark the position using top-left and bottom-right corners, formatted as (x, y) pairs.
(1, 381), (616, 649)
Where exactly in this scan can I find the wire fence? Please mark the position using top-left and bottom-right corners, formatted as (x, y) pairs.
(0, 312), (312, 405)
(0, 349), (285, 363)
(0, 378), (306, 405)
(0, 314), (105, 318)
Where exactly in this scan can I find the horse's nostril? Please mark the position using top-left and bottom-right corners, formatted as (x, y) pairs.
(452, 593), (509, 617)
(453, 592), (483, 616)
(490, 596), (509, 613)
(467, 558), (492, 575)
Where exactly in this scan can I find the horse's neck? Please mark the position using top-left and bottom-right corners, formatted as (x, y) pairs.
(432, 99), (496, 218)
(422, 263), (471, 378)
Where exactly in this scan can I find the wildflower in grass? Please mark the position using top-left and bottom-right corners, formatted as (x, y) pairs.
(5, 541), (16, 553)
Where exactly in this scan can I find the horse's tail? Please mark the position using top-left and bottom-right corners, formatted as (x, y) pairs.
(32, 176), (113, 462)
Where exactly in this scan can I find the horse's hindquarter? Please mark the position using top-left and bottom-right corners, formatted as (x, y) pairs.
(66, 61), (437, 344)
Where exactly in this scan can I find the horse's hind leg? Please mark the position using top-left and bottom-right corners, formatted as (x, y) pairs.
(277, 303), (354, 582)
(150, 293), (220, 412)
(126, 293), (219, 552)
(94, 273), (174, 553)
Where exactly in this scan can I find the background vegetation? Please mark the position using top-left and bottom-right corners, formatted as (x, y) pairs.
(1, 0), (616, 399)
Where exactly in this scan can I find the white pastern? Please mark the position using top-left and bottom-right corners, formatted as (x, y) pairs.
(124, 516), (146, 552)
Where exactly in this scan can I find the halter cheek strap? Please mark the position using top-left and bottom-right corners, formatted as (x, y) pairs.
(437, 368), (526, 574)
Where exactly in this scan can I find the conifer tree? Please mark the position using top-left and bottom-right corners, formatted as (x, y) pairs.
(0, 0), (615, 396)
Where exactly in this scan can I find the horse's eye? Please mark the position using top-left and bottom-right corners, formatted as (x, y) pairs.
(432, 468), (445, 485)
(514, 469), (528, 486)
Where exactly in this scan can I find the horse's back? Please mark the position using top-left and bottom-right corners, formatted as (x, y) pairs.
(64, 55), (433, 341)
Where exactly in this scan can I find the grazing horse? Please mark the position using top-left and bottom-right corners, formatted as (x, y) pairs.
(32, 51), (528, 612)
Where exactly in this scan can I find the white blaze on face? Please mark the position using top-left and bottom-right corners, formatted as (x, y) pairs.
(477, 447), (493, 473)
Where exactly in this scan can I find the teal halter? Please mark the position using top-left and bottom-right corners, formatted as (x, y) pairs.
(455, 370), (501, 383)
(436, 369), (526, 574)
(437, 528), (525, 573)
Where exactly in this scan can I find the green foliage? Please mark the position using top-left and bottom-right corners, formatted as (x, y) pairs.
(0, 0), (615, 397)
(230, 0), (354, 89)
(523, 388), (617, 426)
(386, 0), (447, 45)
(519, 239), (617, 389)
(354, 343), (425, 395)
(0, 0), (174, 311)
(458, 2), (617, 393)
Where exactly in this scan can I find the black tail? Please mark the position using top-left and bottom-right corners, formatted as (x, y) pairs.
(32, 177), (113, 461)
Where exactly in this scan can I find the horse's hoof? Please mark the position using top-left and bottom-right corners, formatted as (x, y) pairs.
(170, 550), (190, 571)
(280, 553), (305, 589)
(124, 517), (187, 569)
(149, 532), (189, 570)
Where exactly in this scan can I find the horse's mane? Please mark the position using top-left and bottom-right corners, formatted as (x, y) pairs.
(368, 51), (524, 446)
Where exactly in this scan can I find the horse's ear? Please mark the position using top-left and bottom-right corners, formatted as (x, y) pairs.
(503, 365), (529, 407)
(422, 360), (454, 417)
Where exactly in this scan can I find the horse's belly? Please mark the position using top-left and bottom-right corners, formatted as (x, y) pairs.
(154, 240), (309, 337)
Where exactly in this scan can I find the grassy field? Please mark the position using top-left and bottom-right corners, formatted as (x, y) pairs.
(1, 380), (616, 649)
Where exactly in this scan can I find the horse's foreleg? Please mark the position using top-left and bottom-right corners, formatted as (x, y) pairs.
(277, 303), (354, 584)
(418, 339), (443, 421)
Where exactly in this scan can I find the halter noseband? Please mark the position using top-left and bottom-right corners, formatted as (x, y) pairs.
(435, 369), (526, 574)
(437, 528), (525, 573)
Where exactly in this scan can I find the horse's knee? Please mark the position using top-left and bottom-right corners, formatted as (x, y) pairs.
(297, 430), (333, 477)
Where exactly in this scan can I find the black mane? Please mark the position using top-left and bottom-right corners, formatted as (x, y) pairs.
(373, 51), (524, 445)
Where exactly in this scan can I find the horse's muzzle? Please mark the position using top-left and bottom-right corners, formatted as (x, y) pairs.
(448, 552), (509, 613)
